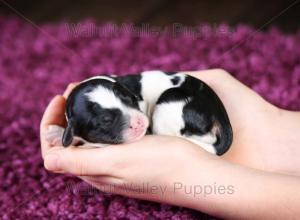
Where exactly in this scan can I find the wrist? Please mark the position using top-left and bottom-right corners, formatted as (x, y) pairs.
(167, 151), (226, 213)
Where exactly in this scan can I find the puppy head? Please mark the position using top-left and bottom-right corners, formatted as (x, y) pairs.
(62, 77), (149, 147)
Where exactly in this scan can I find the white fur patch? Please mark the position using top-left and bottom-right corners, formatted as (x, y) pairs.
(85, 85), (127, 111)
(140, 71), (186, 116)
(152, 101), (186, 136)
(152, 100), (217, 154)
(184, 137), (216, 154)
(81, 75), (116, 83)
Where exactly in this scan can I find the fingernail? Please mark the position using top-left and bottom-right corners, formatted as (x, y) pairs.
(44, 154), (60, 171)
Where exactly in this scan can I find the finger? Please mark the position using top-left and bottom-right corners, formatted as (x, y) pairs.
(182, 69), (233, 87)
(40, 95), (67, 130)
(81, 175), (124, 186)
(63, 82), (79, 99)
(79, 176), (127, 196)
(40, 95), (66, 157)
(81, 176), (165, 201)
(43, 145), (123, 176)
(181, 69), (218, 82)
(183, 69), (251, 95)
(183, 69), (255, 105)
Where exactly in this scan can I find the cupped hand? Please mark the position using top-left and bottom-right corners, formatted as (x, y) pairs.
(40, 69), (300, 178)
(40, 69), (300, 218)
(40, 93), (215, 206)
(186, 69), (300, 175)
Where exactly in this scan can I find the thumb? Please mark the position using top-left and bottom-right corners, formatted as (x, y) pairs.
(43, 146), (121, 176)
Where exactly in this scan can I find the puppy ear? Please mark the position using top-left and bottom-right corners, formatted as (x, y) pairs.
(115, 82), (141, 100)
(62, 119), (74, 147)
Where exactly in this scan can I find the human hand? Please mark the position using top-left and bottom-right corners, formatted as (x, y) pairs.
(40, 100), (300, 219)
(40, 69), (300, 218)
(40, 95), (216, 207)
(40, 69), (300, 176)
(185, 69), (300, 175)
(39, 93), (300, 219)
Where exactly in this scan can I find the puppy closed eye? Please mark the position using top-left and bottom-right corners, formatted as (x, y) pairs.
(100, 113), (114, 125)
(92, 110), (121, 128)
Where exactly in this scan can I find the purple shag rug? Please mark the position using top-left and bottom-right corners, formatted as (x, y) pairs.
(0, 16), (300, 219)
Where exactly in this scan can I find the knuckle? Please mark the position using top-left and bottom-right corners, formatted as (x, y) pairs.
(213, 68), (229, 77)
(43, 161), (50, 171)
(72, 159), (87, 176)
(67, 83), (76, 90)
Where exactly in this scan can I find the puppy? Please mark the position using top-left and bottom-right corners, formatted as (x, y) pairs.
(46, 71), (233, 155)
(62, 75), (149, 147)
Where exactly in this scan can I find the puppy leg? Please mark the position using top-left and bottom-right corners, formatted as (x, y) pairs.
(79, 142), (108, 148)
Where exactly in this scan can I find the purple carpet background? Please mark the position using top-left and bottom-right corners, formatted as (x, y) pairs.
(0, 16), (300, 219)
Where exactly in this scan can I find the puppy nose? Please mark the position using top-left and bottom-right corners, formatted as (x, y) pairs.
(130, 117), (144, 129)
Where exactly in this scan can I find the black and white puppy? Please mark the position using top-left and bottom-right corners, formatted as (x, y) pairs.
(46, 70), (233, 155)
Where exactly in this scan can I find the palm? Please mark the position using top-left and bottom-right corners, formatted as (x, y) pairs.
(41, 69), (300, 177)
(189, 70), (300, 175)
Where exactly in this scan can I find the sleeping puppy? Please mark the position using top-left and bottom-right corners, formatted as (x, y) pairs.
(45, 71), (233, 155)
(62, 75), (149, 147)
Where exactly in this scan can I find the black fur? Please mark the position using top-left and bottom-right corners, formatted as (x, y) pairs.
(63, 72), (233, 155)
(115, 74), (143, 101)
(156, 75), (233, 155)
(63, 78), (141, 146)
